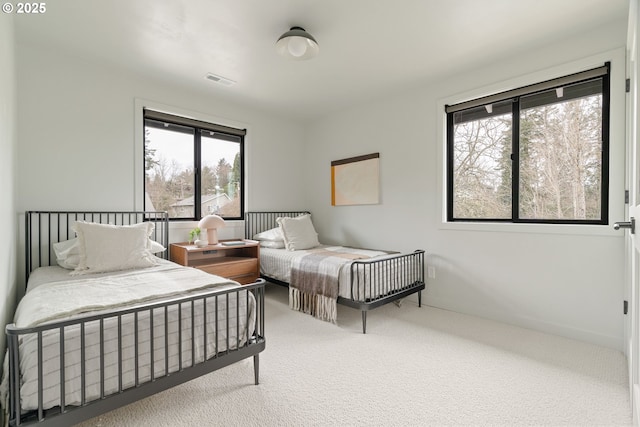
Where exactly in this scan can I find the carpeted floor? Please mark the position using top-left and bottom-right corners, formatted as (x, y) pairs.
(78, 284), (631, 426)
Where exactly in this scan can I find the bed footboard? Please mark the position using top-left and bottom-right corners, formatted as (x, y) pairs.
(343, 250), (425, 333)
(6, 280), (266, 427)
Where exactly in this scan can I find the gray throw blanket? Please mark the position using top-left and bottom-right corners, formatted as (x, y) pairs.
(289, 247), (378, 323)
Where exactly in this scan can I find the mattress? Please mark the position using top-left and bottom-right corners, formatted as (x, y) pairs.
(260, 245), (415, 300)
(6, 259), (256, 411)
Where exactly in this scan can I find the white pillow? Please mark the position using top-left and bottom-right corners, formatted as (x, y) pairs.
(276, 214), (320, 251)
(259, 240), (286, 249)
(148, 240), (166, 254)
(53, 236), (166, 270)
(53, 238), (82, 269)
(71, 221), (158, 275)
(253, 227), (284, 241)
(253, 227), (286, 249)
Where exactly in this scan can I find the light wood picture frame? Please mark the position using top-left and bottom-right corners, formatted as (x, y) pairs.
(331, 153), (380, 206)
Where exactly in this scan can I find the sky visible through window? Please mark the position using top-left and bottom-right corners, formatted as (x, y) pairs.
(146, 127), (239, 175)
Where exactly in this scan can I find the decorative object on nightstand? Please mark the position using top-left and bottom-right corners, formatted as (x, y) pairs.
(188, 227), (201, 244)
(169, 240), (260, 285)
(198, 214), (225, 245)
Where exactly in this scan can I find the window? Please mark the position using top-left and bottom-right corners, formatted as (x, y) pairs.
(143, 110), (245, 220)
(446, 64), (610, 225)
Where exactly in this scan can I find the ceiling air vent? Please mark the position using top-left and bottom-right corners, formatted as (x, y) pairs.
(205, 73), (236, 86)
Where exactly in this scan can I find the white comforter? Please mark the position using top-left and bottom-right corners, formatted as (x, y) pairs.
(15, 260), (238, 327)
(4, 260), (256, 412)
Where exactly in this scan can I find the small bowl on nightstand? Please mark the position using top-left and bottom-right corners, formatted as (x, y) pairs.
(194, 239), (208, 248)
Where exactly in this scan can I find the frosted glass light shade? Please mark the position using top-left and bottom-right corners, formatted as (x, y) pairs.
(276, 26), (319, 60)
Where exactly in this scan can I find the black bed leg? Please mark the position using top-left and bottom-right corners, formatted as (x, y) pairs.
(253, 354), (260, 385)
(418, 290), (422, 307)
(362, 311), (367, 334)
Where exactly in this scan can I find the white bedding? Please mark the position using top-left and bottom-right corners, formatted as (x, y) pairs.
(6, 260), (256, 412)
(260, 245), (414, 300)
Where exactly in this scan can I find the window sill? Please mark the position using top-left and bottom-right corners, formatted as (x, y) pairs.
(168, 220), (246, 242)
(439, 220), (621, 237)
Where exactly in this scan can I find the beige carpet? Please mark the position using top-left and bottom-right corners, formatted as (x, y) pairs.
(78, 284), (631, 426)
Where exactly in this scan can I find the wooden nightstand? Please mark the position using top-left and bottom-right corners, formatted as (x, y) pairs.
(169, 240), (260, 285)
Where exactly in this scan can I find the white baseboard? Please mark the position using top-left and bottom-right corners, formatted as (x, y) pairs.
(424, 295), (623, 350)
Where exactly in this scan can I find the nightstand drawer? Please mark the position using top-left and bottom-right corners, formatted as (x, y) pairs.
(169, 241), (260, 285)
(198, 258), (258, 281)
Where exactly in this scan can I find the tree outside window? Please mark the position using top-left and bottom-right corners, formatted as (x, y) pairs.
(447, 66), (609, 225)
(143, 112), (244, 220)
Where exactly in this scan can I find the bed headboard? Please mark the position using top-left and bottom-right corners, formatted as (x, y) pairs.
(25, 211), (170, 279)
(244, 211), (310, 239)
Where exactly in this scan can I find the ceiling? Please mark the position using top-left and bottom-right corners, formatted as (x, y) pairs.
(15, 0), (629, 121)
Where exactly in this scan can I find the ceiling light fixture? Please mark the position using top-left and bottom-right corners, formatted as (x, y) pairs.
(276, 26), (319, 60)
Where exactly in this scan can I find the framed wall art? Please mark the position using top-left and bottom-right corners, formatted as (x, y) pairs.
(331, 152), (380, 206)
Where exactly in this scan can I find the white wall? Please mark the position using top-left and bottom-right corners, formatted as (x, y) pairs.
(305, 21), (627, 349)
(15, 41), (307, 247)
(13, 17), (629, 350)
(0, 13), (18, 355)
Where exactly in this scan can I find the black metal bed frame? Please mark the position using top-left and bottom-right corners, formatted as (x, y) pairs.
(245, 211), (425, 333)
(6, 211), (266, 427)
